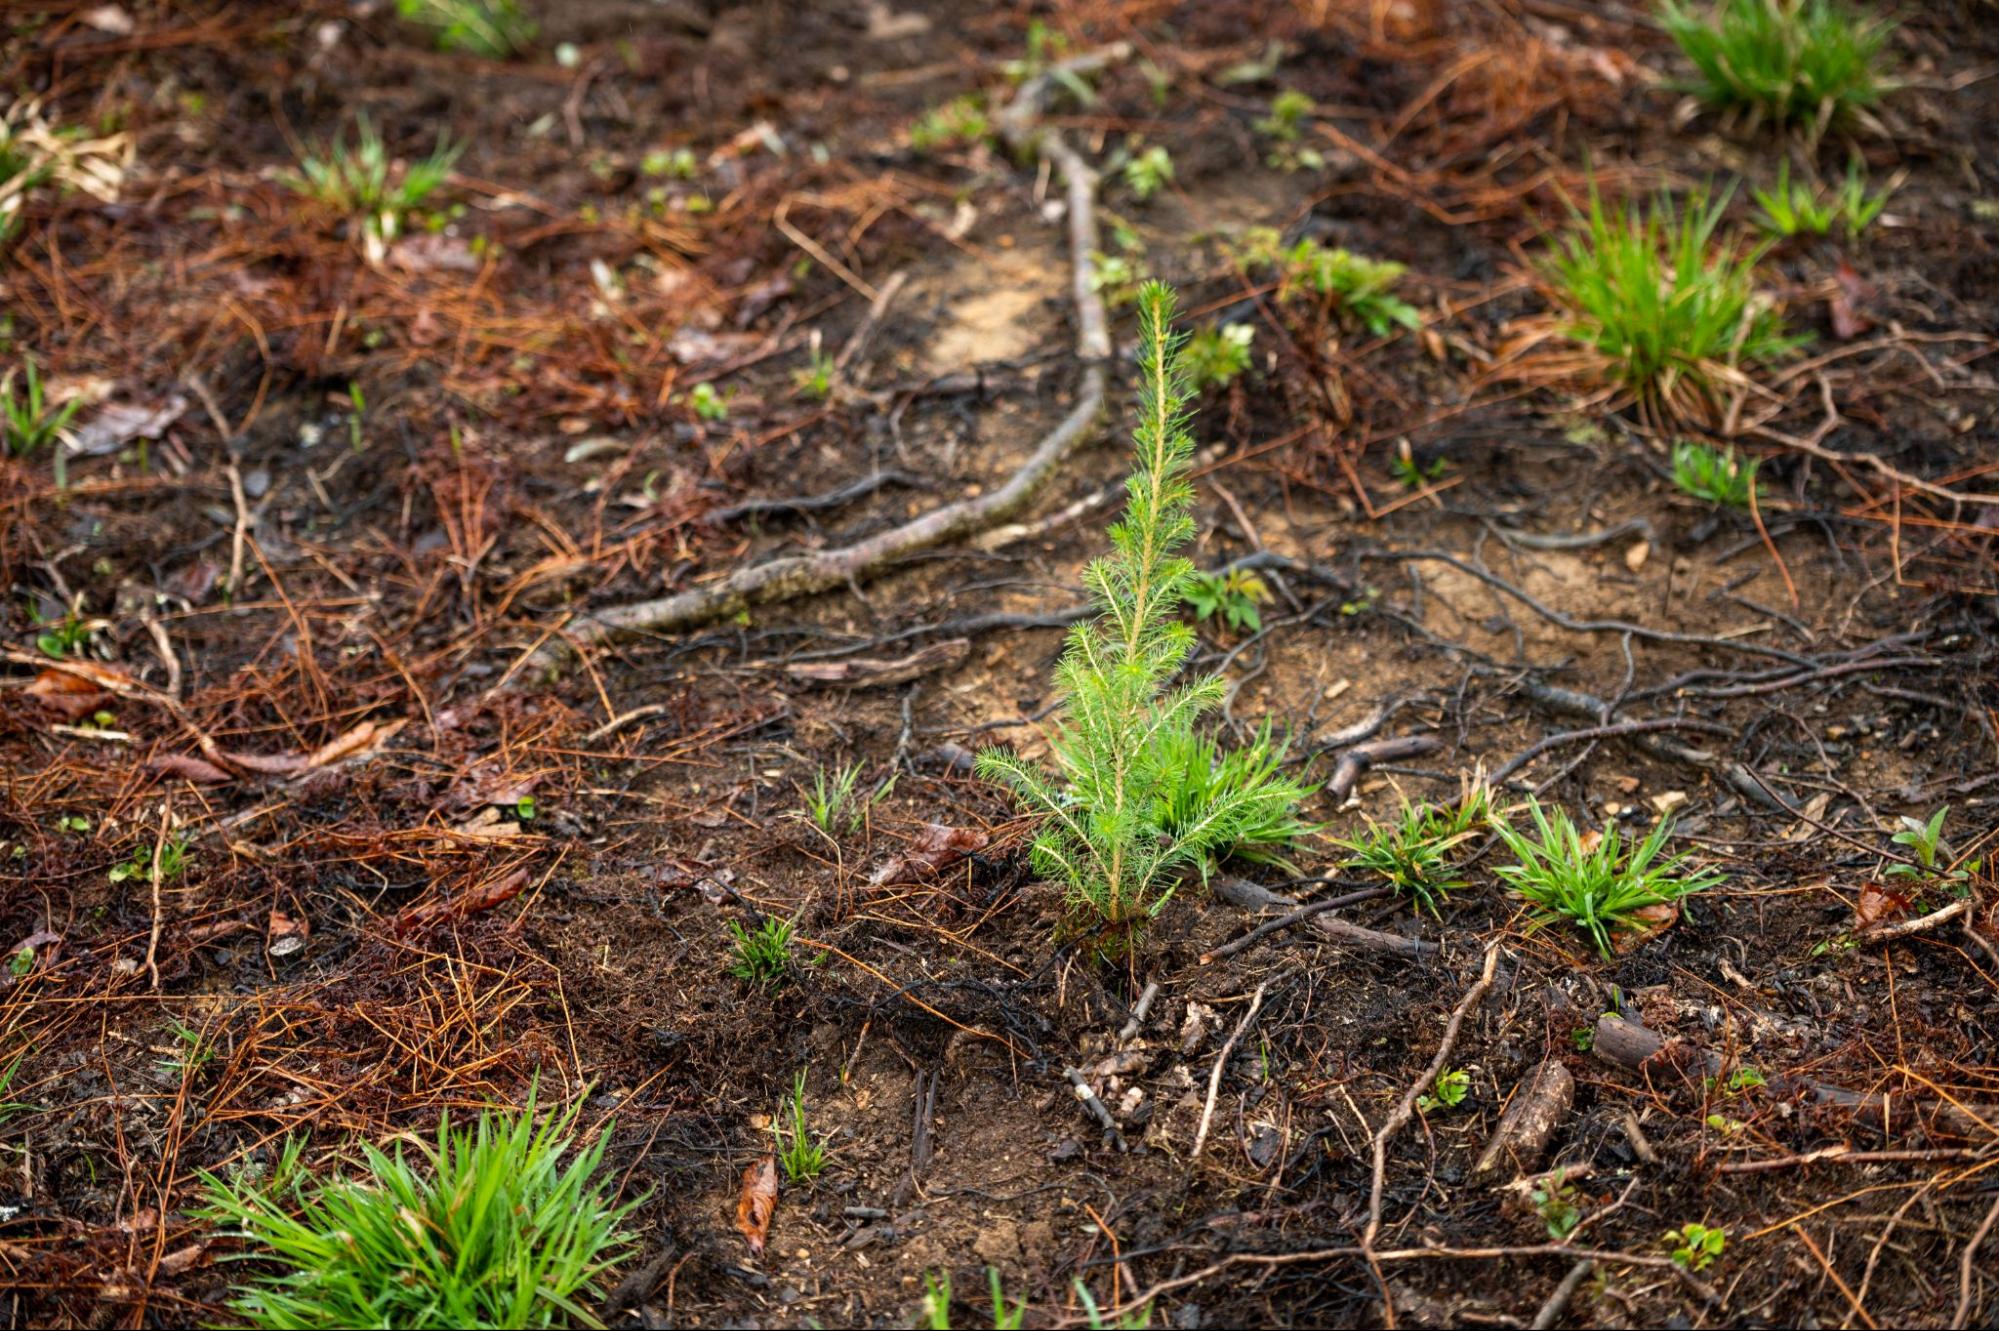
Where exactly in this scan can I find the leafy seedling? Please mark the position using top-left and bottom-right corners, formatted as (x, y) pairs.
(1254, 90), (1323, 171)
(685, 382), (728, 422)
(1671, 440), (1759, 508)
(909, 96), (990, 153)
(1532, 1169), (1582, 1240)
(793, 350), (836, 401)
(1492, 800), (1722, 958)
(1122, 145), (1174, 202)
(1182, 566), (1268, 633)
(1885, 806), (1979, 892)
(1664, 1222), (1726, 1272)
(1390, 439), (1447, 489)
(1418, 1067), (1471, 1114)
(109, 836), (189, 886)
(1180, 323), (1254, 391)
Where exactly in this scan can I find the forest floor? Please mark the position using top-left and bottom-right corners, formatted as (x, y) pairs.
(3, 1), (1998, 1327)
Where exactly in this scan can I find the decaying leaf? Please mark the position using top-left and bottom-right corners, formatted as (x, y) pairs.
(869, 823), (990, 887)
(267, 909), (309, 958)
(1854, 881), (1911, 931)
(145, 754), (233, 784)
(1610, 901), (1678, 955)
(735, 1154), (778, 1257)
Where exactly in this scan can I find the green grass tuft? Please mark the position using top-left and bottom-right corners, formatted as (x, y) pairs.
(1492, 800), (1723, 958)
(1671, 440), (1760, 508)
(1542, 184), (1803, 420)
(197, 1090), (636, 1330)
(1661, 0), (1889, 130)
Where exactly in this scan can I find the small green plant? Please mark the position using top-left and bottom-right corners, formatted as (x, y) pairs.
(31, 603), (92, 660)
(1752, 159), (1892, 239)
(800, 760), (891, 836)
(793, 350), (836, 401)
(989, 1269), (1027, 1329)
(1726, 1065), (1767, 1092)
(726, 915), (796, 992)
(58, 814), (90, 834)
(977, 284), (1317, 931)
(1886, 806), (1980, 890)
(910, 96), (991, 153)
(1122, 145), (1174, 202)
(1418, 1067), (1471, 1114)
(513, 795), (536, 822)
(288, 117), (460, 244)
(774, 1070), (829, 1183)
(395, 0), (535, 58)
(685, 382), (728, 423)
(1182, 566), (1268, 633)
(159, 1018), (218, 1080)
(1671, 440), (1760, 508)
(1532, 1170), (1582, 1240)
(1664, 1221), (1726, 1272)
(1492, 800), (1723, 958)
(0, 1052), (33, 1125)
(1239, 230), (1420, 336)
(1074, 1278), (1153, 1329)
(109, 836), (189, 887)
(1180, 323), (1255, 390)
(1254, 90), (1324, 171)
(1661, 0), (1889, 130)
(1153, 721), (1321, 878)
(4, 356), (81, 466)
(1337, 781), (1493, 916)
(1543, 185), (1802, 421)
(921, 1271), (953, 1330)
(1390, 440), (1448, 489)
(197, 1090), (635, 1330)
(642, 146), (699, 179)
(1088, 252), (1143, 306)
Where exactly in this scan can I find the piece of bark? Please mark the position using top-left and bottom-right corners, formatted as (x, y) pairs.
(1592, 1013), (1995, 1142)
(1474, 1060), (1574, 1180)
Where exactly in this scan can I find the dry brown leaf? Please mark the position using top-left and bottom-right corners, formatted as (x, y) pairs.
(735, 1154), (778, 1257)
(146, 754), (233, 784)
(393, 867), (531, 934)
(267, 909), (309, 958)
(869, 823), (990, 887)
(1854, 881), (1910, 931)
(1610, 901), (1678, 955)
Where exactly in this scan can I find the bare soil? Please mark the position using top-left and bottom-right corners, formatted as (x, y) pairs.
(3, 2), (1997, 1328)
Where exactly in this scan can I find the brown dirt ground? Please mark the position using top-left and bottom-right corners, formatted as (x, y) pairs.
(2, 1), (1997, 1327)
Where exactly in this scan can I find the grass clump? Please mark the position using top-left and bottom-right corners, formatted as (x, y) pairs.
(288, 116), (459, 246)
(773, 1071), (829, 1183)
(3, 356), (80, 470)
(1672, 440), (1759, 508)
(977, 283), (1317, 932)
(197, 1092), (635, 1330)
(396, 0), (535, 58)
(1752, 159), (1891, 240)
(1493, 800), (1723, 958)
(726, 915), (796, 991)
(1661, 0), (1889, 130)
(1543, 185), (1801, 421)
(1337, 779), (1493, 915)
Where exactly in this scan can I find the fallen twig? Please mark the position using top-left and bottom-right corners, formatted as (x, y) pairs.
(1365, 944), (1500, 1248)
(1191, 978), (1271, 1162)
